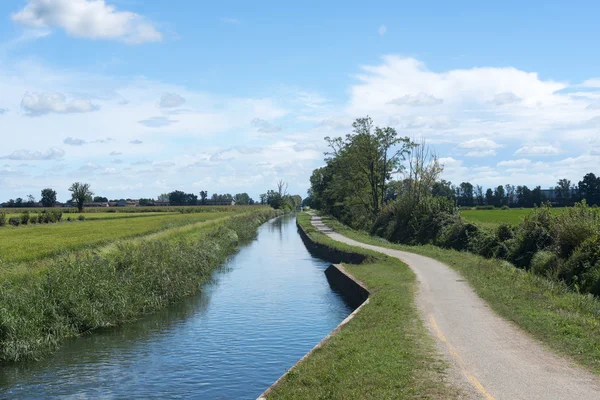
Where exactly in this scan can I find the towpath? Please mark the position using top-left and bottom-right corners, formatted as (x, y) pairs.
(309, 213), (600, 400)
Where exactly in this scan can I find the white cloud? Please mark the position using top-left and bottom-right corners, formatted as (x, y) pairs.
(465, 150), (496, 157)
(21, 92), (99, 116)
(388, 92), (443, 106)
(159, 93), (186, 108)
(63, 137), (86, 146)
(581, 79), (600, 88)
(12, 0), (162, 44)
(1, 147), (65, 161)
(138, 116), (177, 127)
(491, 92), (521, 105)
(109, 151), (122, 156)
(129, 140), (143, 145)
(514, 145), (561, 156)
(497, 159), (531, 167)
(457, 138), (501, 150)
(378, 25), (387, 36)
(251, 118), (282, 133)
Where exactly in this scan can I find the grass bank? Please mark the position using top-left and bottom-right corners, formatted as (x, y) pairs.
(461, 207), (565, 229)
(266, 213), (459, 399)
(0, 208), (280, 362)
(322, 214), (600, 374)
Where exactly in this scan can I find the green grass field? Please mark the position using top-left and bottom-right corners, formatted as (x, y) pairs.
(0, 211), (234, 264)
(461, 208), (564, 229)
(1, 211), (180, 222)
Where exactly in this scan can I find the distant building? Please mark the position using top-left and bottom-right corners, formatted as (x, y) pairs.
(154, 200), (170, 206)
(83, 202), (109, 208)
(203, 199), (236, 206)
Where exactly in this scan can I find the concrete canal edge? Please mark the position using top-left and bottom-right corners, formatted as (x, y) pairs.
(256, 221), (371, 399)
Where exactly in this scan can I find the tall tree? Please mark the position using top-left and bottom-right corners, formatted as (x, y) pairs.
(459, 182), (474, 206)
(494, 185), (506, 206)
(475, 185), (484, 206)
(199, 191), (208, 205)
(555, 179), (572, 206)
(505, 184), (516, 206)
(485, 188), (494, 206)
(69, 182), (93, 212)
(40, 188), (57, 208)
(578, 173), (600, 205)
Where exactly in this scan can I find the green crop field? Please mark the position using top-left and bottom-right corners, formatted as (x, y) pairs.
(461, 208), (565, 229)
(0, 211), (235, 264)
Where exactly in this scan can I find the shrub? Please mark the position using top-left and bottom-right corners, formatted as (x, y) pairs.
(508, 206), (554, 269)
(67, 217), (72, 222)
(559, 236), (600, 295)
(20, 211), (30, 225)
(475, 205), (495, 210)
(437, 216), (479, 251)
(0, 212), (6, 227)
(372, 195), (457, 245)
(501, 205), (510, 210)
(78, 215), (85, 221)
(30, 216), (37, 225)
(530, 251), (560, 277)
(8, 217), (20, 227)
(551, 201), (600, 259)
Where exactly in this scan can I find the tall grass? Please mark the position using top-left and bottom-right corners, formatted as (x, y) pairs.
(0, 208), (279, 362)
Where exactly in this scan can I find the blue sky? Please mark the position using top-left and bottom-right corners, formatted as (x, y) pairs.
(1, 0), (599, 201)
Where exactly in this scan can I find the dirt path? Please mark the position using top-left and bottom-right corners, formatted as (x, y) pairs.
(309, 214), (600, 400)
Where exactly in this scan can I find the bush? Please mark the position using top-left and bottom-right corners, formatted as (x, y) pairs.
(20, 211), (30, 225)
(372, 196), (457, 245)
(78, 215), (85, 221)
(30, 216), (37, 225)
(559, 236), (600, 295)
(551, 201), (600, 259)
(509, 206), (554, 269)
(530, 251), (560, 277)
(475, 205), (495, 210)
(0, 212), (6, 227)
(437, 216), (479, 251)
(67, 217), (72, 222)
(501, 205), (510, 210)
(8, 217), (20, 227)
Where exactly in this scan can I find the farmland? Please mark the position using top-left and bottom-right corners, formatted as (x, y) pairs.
(461, 207), (565, 229)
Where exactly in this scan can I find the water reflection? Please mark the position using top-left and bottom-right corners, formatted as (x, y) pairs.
(0, 214), (353, 399)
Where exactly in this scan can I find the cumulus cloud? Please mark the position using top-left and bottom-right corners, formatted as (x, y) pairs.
(497, 159), (531, 167)
(63, 137), (86, 146)
(491, 92), (522, 105)
(159, 93), (186, 108)
(129, 140), (143, 145)
(388, 93), (443, 106)
(109, 151), (122, 156)
(64, 137), (112, 146)
(12, 0), (162, 44)
(21, 92), (99, 116)
(581, 79), (600, 88)
(457, 138), (502, 150)
(251, 118), (282, 133)
(138, 116), (177, 127)
(514, 145), (561, 156)
(465, 150), (496, 157)
(1, 147), (65, 160)
(378, 25), (387, 36)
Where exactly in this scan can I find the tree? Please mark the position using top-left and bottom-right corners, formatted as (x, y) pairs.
(139, 198), (154, 206)
(40, 188), (57, 208)
(93, 196), (108, 203)
(199, 191), (208, 205)
(69, 182), (93, 212)
(432, 180), (455, 201)
(578, 173), (600, 206)
(324, 116), (412, 219)
(505, 184), (516, 206)
(259, 193), (267, 205)
(458, 182), (474, 207)
(531, 186), (546, 206)
(157, 193), (170, 202)
(234, 193), (251, 205)
(27, 194), (35, 205)
(15, 197), (23, 207)
(475, 185), (484, 206)
(485, 188), (494, 206)
(494, 185), (506, 207)
(169, 190), (187, 206)
(555, 179), (572, 206)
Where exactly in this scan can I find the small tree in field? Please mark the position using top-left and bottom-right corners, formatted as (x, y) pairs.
(69, 182), (93, 212)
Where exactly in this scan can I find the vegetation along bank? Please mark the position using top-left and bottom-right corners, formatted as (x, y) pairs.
(265, 212), (460, 399)
(0, 207), (280, 362)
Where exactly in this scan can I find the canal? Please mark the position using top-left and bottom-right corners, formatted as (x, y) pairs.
(0, 214), (353, 399)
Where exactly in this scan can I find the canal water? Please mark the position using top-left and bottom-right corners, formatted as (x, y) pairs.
(0, 214), (353, 399)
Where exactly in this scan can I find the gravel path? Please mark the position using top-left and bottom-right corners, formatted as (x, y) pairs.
(309, 214), (600, 400)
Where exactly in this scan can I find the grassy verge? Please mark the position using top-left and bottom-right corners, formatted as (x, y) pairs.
(267, 213), (459, 399)
(0, 208), (280, 362)
(460, 207), (565, 229)
(0, 211), (236, 264)
(321, 214), (600, 374)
